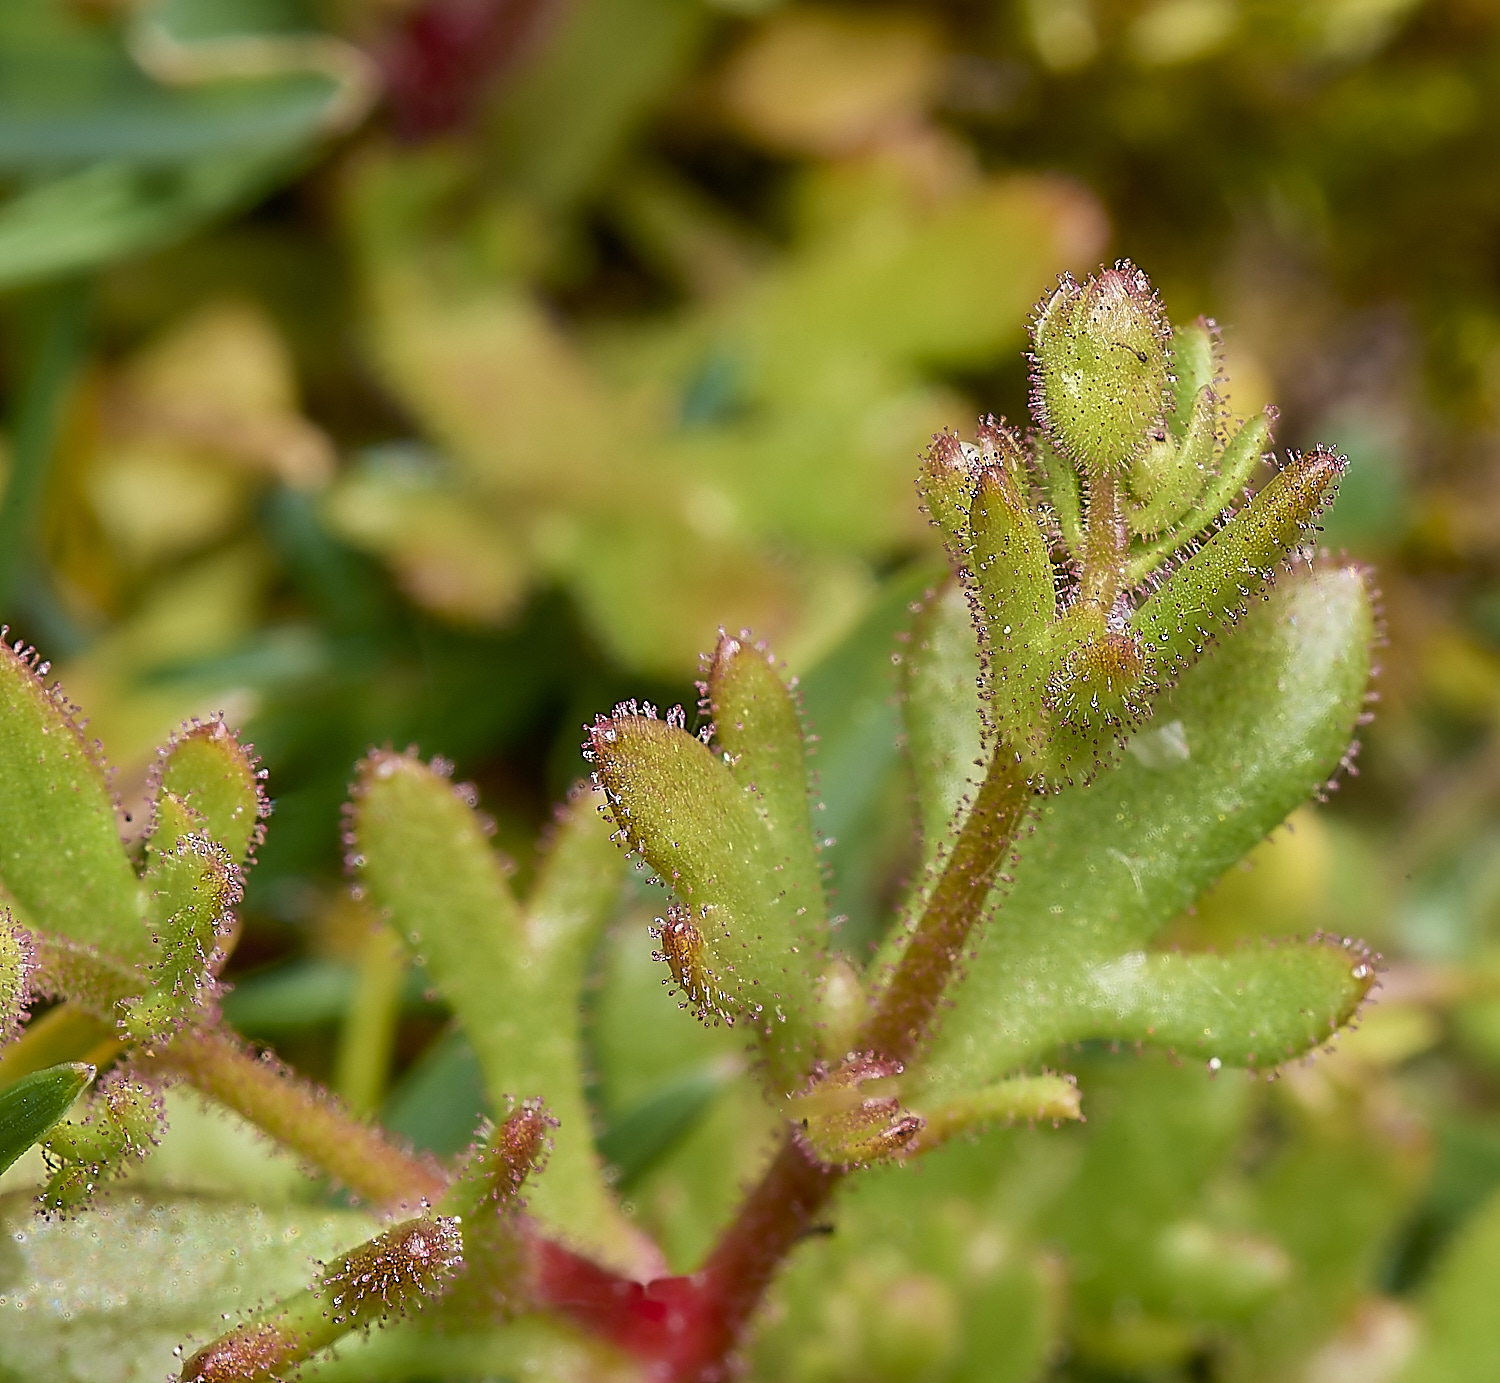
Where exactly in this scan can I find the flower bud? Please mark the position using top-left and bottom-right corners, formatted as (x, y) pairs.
(1031, 262), (1170, 475)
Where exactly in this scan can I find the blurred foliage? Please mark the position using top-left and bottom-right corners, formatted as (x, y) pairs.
(7, 0), (1500, 1380)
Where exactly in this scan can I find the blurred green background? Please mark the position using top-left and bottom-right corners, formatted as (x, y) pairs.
(7, 1), (1500, 1379)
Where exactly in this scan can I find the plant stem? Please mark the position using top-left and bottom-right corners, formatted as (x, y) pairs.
(859, 751), (1031, 1065)
(532, 748), (1033, 1378)
(1080, 467), (1129, 612)
(530, 1134), (841, 1383)
(689, 1135), (842, 1377)
(145, 1027), (447, 1209)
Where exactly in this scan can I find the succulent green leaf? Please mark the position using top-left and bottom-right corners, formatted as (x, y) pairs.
(0, 1062), (92, 1176)
(179, 1215), (467, 1382)
(348, 750), (523, 1078)
(1031, 262), (1171, 475)
(148, 719), (268, 867)
(919, 565), (1375, 1095)
(789, 1056), (924, 1169)
(1131, 447), (1346, 678)
(1044, 607), (1151, 735)
(1080, 940), (1376, 1068)
(1167, 319), (1219, 438)
(706, 633), (828, 955)
(587, 711), (821, 1092)
(1124, 409), (1277, 588)
(1, 908), (34, 1042)
(903, 581), (986, 870)
(1191, 408), (1274, 523)
(908, 1072), (1081, 1154)
(124, 836), (242, 1045)
(31, 933), (138, 1023)
(350, 755), (645, 1273)
(145, 792), (206, 865)
(967, 462), (1057, 762)
(1034, 439), (1085, 556)
(1129, 385), (1218, 537)
(42, 1073), (166, 1212)
(916, 432), (979, 564)
(0, 640), (144, 959)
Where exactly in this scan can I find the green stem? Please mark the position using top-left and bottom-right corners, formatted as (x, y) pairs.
(178, 1106), (547, 1383)
(144, 1026), (448, 1209)
(1080, 467), (1129, 612)
(860, 751), (1031, 1066)
(0, 279), (89, 611)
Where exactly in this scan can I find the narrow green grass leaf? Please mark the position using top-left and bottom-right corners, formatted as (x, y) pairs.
(0, 1062), (92, 1175)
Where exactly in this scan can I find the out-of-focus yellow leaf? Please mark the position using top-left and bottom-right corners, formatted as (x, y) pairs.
(719, 9), (944, 157)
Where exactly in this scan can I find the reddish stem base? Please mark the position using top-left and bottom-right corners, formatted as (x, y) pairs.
(531, 1136), (842, 1382)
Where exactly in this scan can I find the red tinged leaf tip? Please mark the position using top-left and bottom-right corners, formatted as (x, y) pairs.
(322, 1215), (465, 1325)
(917, 432), (979, 561)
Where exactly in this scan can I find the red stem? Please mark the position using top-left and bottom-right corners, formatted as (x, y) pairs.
(528, 753), (1031, 1378)
(531, 1136), (841, 1382)
(860, 752), (1031, 1065)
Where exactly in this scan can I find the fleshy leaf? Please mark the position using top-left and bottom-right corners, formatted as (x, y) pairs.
(789, 1056), (924, 1169)
(907, 1072), (1081, 1154)
(1166, 319), (1219, 436)
(1081, 940), (1376, 1068)
(0, 639), (144, 958)
(1130, 448), (1346, 679)
(705, 633), (828, 957)
(587, 709), (821, 1092)
(1, 908), (34, 1042)
(179, 1093), (548, 1379)
(41, 1072), (166, 1212)
(0, 1062), (93, 1176)
(1128, 384), (1218, 537)
(1192, 409), (1273, 522)
(147, 718), (269, 867)
(967, 459), (1058, 764)
(919, 565), (1375, 1095)
(916, 433), (979, 566)
(124, 835), (242, 1044)
(350, 755), (645, 1272)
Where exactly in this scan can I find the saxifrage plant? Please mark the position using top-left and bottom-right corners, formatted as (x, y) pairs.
(0, 263), (1377, 1381)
